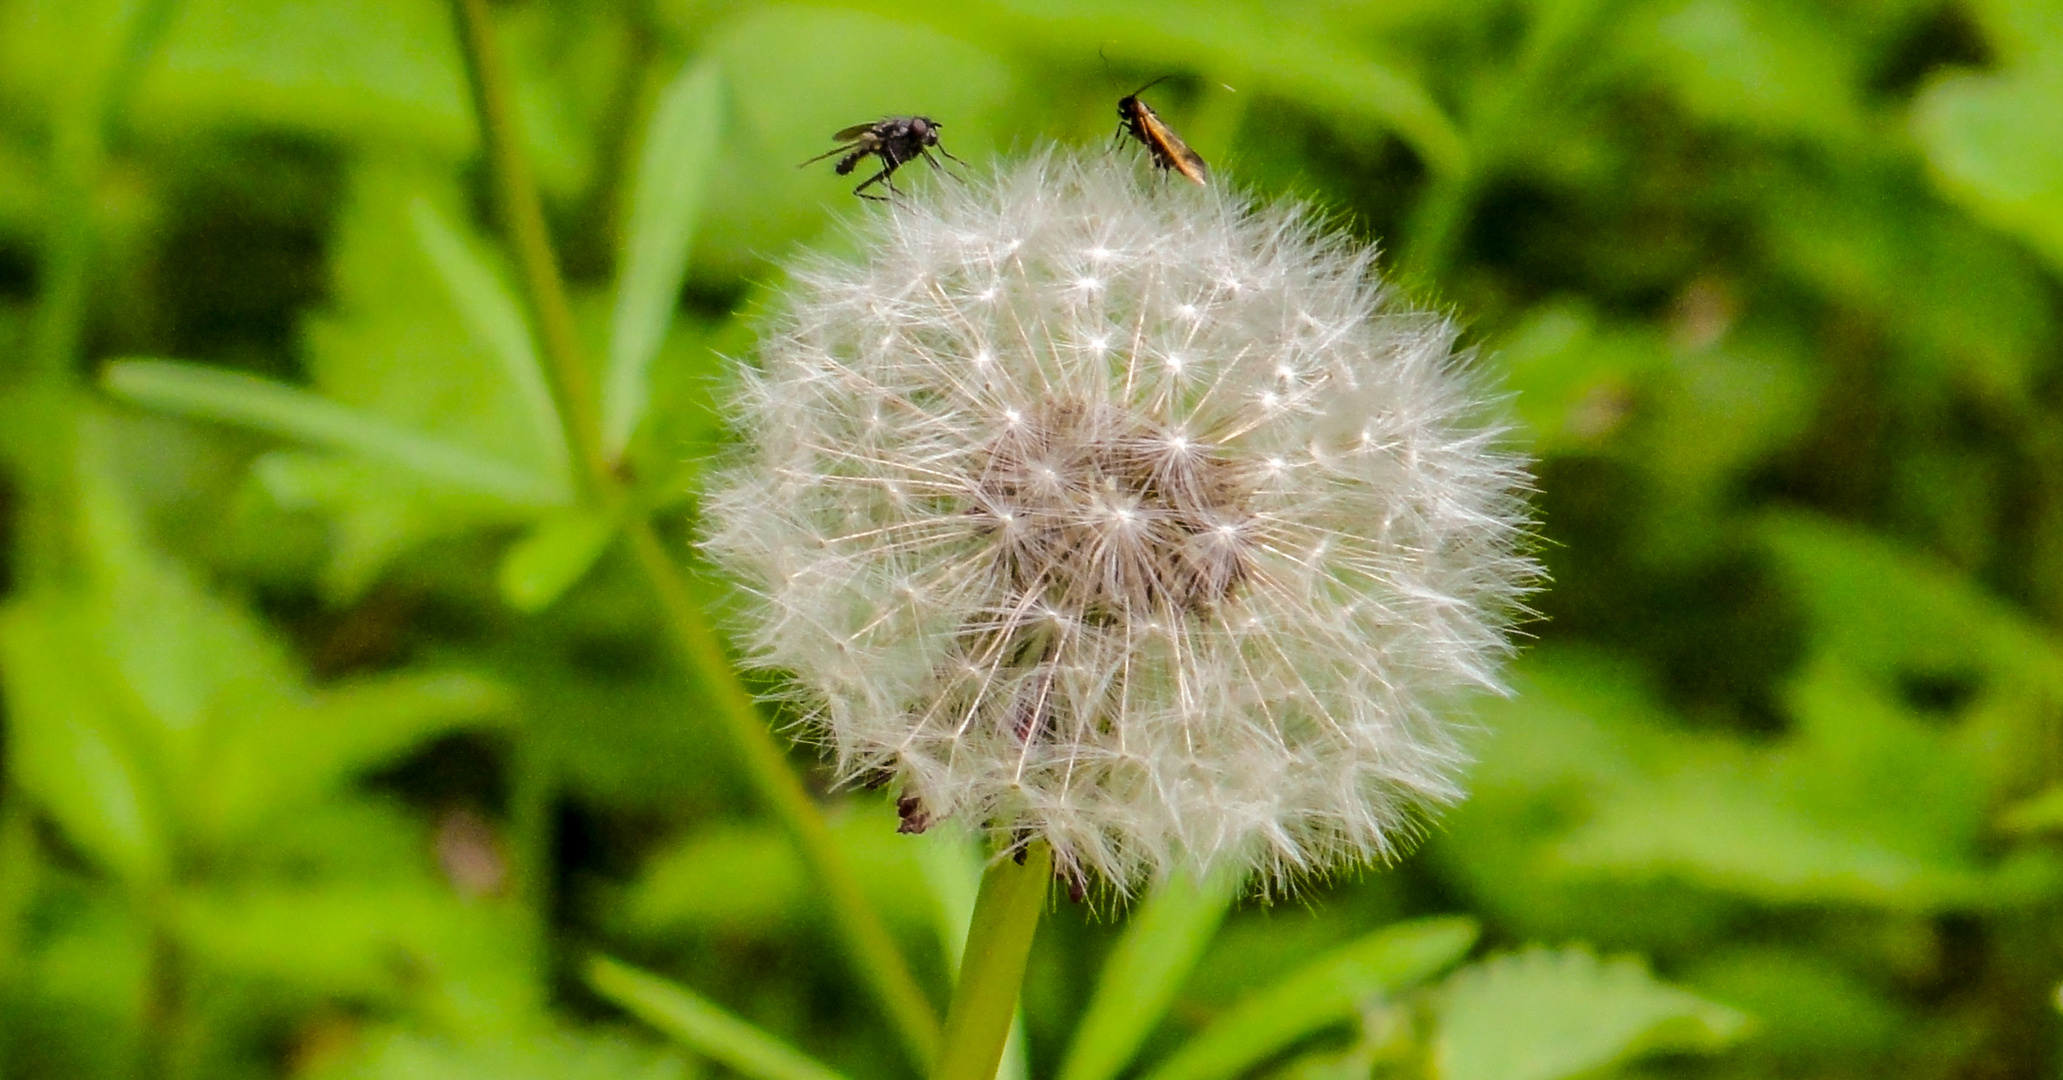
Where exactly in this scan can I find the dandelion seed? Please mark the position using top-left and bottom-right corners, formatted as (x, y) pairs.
(705, 150), (1535, 893)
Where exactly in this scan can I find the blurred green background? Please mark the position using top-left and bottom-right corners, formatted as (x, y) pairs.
(4, 0), (2063, 1078)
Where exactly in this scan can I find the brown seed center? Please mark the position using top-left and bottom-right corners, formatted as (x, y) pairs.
(971, 399), (1257, 618)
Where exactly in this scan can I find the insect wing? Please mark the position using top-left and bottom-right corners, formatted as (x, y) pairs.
(1136, 106), (1209, 186)
(832, 122), (884, 142)
(1161, 132), (1210, 185)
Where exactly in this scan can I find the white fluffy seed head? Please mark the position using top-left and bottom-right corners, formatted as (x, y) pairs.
(703, 150), (1536, 895)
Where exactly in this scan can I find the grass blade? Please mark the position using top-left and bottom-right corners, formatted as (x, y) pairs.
(1138, 917), (1479, 1080)
(1056, 867), (1240, 1080)
(103, 359), (564, 507)
(589, 955), (852, 1080)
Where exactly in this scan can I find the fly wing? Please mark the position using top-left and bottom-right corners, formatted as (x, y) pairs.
(832, 122), (883, 142)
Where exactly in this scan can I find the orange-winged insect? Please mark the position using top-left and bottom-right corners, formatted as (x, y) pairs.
(800, 115), (965, 201)
(1115, 78), (1208, 186)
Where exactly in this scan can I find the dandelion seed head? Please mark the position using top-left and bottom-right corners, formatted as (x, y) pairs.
(703, 151), (1535, 894)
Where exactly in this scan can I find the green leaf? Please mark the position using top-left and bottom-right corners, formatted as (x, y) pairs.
(1432, 648), (1744, 947)
(176, 879), (479, 999)
(5, 429), (513, 863)
(408, 198), (571, 492)
(1434, 946), (1749, 1080)
(280, 162), (586, 592)
(103, 360), (566, 507)
(1550, 654), (2055, 910)
(202, 670), (512, 841)
(16, 887), (152, 1071)
(1137, 917), (1478, 1080)
(1494, 302), (1666, 452)
(0, 594), (169, 887)
(1758, 511), (2063, 697)
(1963, 0), (2063, 67)
(1683, 948), (1901, 1061)
(1760, 168), (2053, 405)
(1057, 867), (1239, 1080)
(619, 811), (929, 937)
(915, 827), (987, 976)
(1913, 68), (2063, 273)
(252, 450), (524, 599)
(1632, 0), (1864, 141)
(604, 57), (724, 457)
(1, 0), (468, 153)
(588, 955), (853, 1080)
(101, 0), (590, 191)
(497, 509), (620, 612)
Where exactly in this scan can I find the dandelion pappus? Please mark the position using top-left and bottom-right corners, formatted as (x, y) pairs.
(1114, 78), (1209, 186)
(800, 115), (965, 201)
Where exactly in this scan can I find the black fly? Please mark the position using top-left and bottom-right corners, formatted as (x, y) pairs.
(1114, 78), (1209, 186)
(800, 116), (964, 201)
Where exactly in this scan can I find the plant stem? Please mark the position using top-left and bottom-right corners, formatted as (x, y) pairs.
(505, 731), (557, 975)
(444, 1), (942, 1064)
(625, 520), (943, 1062)
(1399, 171), (1476, 284)
(448, 0), (609, 493)
(14, 0), (181, 584)
(933, 843), (1052, 1080)
(140, 921), (188, 1080)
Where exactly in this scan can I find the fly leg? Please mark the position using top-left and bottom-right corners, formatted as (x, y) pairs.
(851, 162), (900, 200)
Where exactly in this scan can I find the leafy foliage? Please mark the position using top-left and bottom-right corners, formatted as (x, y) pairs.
(1433, 946), (1748, 1080)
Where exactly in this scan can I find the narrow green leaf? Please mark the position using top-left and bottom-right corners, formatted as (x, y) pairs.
(1139, 917), (1479, 1080)
(588, 955), (852, 1080)
(1057, 868), (1240, 1080)
(604, 57), (725, 456)
(497, 509), (620, 612)
(103, 360), (566, 507)
(408, 197), (572, 490)
(1434, 946), (1749, 1080)
(916, 828), (987, 975)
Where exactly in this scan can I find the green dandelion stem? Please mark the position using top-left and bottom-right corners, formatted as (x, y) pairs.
(933, 843), (1053, 1080)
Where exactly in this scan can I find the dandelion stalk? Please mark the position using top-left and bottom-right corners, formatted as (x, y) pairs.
(933, 843), (1052, 1080)
(444, 0), (940, 1063)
